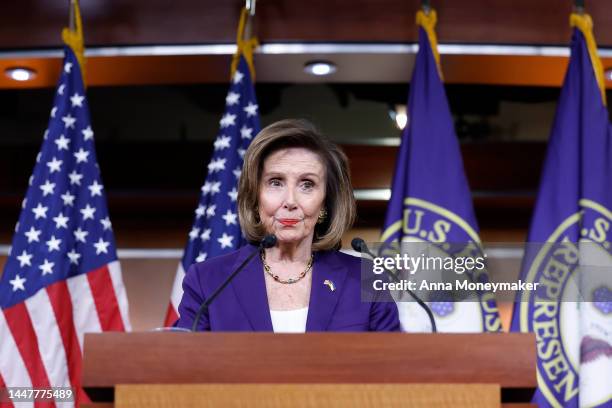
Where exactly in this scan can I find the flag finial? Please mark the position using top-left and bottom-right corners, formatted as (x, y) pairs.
(416, 8), (442, 80)
(62, 0), (86, 83)
(570, 12), (607, 105)
(231, 7), (259, 80)
(421, 0), (431, 14)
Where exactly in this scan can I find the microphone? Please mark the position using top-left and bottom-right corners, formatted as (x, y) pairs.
(191, 234), (277, 332)
(260, 234), (278, 249)
(351, 237), (437, 333)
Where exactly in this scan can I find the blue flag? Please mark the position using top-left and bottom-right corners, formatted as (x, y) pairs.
(511, 14), (612, 408)
(380, 10), (501, 332)
(165, 55), (261, 325)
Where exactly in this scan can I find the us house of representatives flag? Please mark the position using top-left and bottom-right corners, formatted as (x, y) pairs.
(0, 4), (130, 406)
(380, 9), (501, 333)
(510, 13), (612, 408)
(164, 9), (261, 325)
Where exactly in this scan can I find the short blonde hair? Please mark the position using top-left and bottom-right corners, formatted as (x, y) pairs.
(238, 119), (356, 251)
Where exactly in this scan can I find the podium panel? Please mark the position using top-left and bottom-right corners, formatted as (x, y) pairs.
(82, 332), (536, 405)
(115, 384), (500, 408)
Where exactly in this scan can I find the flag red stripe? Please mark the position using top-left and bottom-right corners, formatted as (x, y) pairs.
(46, 282), (81, 386)
(0, 371), (14, 408)
(2, 304), (52, 389)
(46, 281), (92, 405)
(87, 265), (125, 331)
(164, 303), (179, 327)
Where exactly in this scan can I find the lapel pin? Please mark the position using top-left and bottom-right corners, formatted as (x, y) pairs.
(324, 279), (336, 292)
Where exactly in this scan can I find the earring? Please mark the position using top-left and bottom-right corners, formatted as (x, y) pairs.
(254, 205), (260, 222)
(317, 208), (327, 224)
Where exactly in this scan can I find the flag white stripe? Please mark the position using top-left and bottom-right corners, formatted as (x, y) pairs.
(0, 310), (34, 408)
(25, 290), (71, 390)
(25, 292), (76, 407)
(170, 263), (186, 313)
(66, 273), (102, 351)
(107, 261), (131, 331)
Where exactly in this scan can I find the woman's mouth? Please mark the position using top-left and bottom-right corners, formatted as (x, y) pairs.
(278, 218), (301, 226)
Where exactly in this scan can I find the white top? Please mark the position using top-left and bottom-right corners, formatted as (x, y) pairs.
(270, 307), (309, 333)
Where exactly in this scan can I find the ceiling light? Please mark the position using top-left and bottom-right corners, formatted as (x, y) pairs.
(304, 61), (337, 76)
(5, 67), (37, 81)
(605, 68), (612, 82)
(389, 104), (408, 130)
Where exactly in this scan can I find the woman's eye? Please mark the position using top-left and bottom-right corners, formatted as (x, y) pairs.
(269, 179), (282, 187)
(301, 180), (314, 189)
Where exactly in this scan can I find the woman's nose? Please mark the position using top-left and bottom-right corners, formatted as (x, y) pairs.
(283, 188), (297, 209)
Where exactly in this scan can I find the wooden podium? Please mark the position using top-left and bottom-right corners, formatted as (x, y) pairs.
(82, 332), (536, 407)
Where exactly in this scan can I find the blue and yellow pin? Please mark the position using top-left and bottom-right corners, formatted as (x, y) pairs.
(323, 279), (336, 292)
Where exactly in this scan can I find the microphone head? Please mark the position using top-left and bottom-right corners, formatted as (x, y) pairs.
(261, 234), (277, 249)
(351, 237), (366, 253)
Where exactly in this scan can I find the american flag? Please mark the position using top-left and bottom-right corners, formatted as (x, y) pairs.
(0, 46), (130, 405)
(164, 55), (261, 325)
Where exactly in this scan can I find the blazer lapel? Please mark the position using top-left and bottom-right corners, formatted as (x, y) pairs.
(230, 245), (273, 331)
(306, 251), (348, 331)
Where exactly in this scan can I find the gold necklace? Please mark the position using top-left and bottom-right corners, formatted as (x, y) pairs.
(261, 250), (313, 284)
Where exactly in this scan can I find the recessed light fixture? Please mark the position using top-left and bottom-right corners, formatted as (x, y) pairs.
(304, 61), (337, 76)
(389, 104), (408, 130)
(5, 67), (37, 81)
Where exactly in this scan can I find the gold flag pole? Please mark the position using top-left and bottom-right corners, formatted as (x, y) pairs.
(230, 0), (259, 80)
(415, 5), (443, 81)
(62, 0), (86, 84)
(570, 10), (607, 105)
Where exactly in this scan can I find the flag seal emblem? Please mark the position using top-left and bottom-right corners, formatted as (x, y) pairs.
(518, 199), (612, 407)
(381, 197), (501, 331)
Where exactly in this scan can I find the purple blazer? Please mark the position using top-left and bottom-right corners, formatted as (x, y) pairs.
(175, 244), (400, 332)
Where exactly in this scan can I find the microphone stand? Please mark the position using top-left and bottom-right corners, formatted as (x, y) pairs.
(352, 238), (437, 333)
(191, 235), (276, 332)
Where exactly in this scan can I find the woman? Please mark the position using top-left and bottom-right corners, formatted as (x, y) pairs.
(176, 119), (399, 332)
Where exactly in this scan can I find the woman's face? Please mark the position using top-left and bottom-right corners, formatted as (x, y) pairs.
(258, 147), (326, 246)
